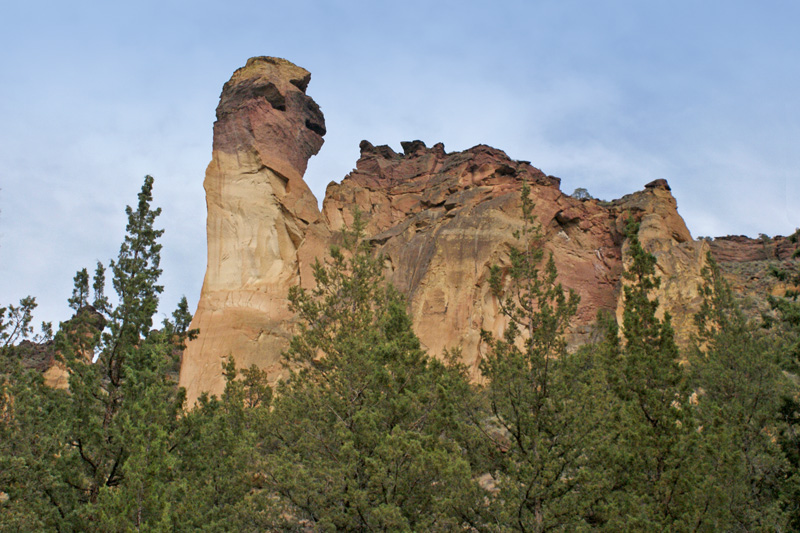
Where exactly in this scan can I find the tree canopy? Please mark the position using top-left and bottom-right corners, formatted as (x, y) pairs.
(1, 181), (798, 531)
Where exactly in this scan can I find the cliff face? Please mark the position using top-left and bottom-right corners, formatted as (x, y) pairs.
(322, 144), (708, 375)
(180, 58), (710, 404)
(179, 57), (328, 402)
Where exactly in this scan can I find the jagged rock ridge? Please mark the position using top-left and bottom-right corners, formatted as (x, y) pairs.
(179, 57), (713, 405)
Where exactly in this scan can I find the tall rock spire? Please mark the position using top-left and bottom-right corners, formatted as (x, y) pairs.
(179, 57), (326, 405)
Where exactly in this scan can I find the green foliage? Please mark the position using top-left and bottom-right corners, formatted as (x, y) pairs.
(764, 255), (800, 526)
(599, 218), (700, 529)
(0, 295), (65, 529)
(768, 263), (800, 372)
(3, 178), (798, 530)
(263, 213), (482, 530)
(68, 268), (90, 311)
(615, 219), (683, 416)
(570, 187), (594, 201)
(0, 176), (196, 531)
(168, 359), (272, 531)
(0, 296), (44, 349)
(688, 253), (790, 529)
(480, 181), (606, 531)
(92, 261), (110, 314)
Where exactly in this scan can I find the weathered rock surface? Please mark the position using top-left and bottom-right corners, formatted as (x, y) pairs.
(179, 57), (328, 403)
(321, 145), (708, 374)
(708, 234), (799, 263)
(13, 307), (106, 390)
(708, 233), (800, 320)
(14, 340), (69, 389)
(180, 57), (713, 404)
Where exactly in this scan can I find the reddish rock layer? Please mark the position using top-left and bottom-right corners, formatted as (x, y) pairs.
(322, 144), (707, 374)
(179, 57), (328, 404)
(708, 233), (800, 320)
(180, 57), (711, 404)
(708, 234), (799, 263)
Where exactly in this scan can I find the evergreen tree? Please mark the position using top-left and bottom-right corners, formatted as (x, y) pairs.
(0, 175), (193, 531)
(68, 269), (90, 311)
(261, 214), (483, 531)
(600, 218), (698, 529)
(479, 181), (607, 531)
(0, 297), (67, 530)
(764, 255), (800, 526)
(0, 296), (43, 350)
(60, 175), (192, 529)
(167, 359), (272, 531)
(688, 253), (790, 530)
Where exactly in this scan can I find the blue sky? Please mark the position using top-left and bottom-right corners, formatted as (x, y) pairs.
(1, 0), (798, 328)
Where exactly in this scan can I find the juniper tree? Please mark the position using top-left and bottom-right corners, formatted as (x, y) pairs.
(599, 218), (700, 530)
(0, 297), (66, 530)
(166, 359), (273, 531)
(261, 213), (483, 531)
(4, 175), (195, 530)
(764, 252), (800, 527)
(687, 253), (790, 530)
(478, 181), (607, 532)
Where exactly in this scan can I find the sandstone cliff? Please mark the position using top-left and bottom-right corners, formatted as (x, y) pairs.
(180, 58), (711, 404)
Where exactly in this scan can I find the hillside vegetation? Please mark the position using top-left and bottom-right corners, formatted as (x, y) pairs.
(2, 177), (798, 531)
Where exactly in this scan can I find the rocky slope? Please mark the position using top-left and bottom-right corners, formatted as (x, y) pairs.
(706, 233), (800, 320)
(179, 57), (717, 404)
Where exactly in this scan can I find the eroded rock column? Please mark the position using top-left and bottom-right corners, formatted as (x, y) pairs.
(180, 57), (326, 405)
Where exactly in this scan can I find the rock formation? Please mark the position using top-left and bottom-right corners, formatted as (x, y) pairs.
(707, 233), (800, 320)
(12, 307), (106, 390)
(322, 145), (708, 375)
(14, 340), (69, 389)
(180, 57), (712, 404)
(179, 57), (328, 402)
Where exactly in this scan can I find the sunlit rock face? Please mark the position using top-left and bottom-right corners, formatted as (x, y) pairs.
(180, 57), (710, 404)
(179, 57), (328, 405)
(610, 179), (708, 349)
(323, 150), (708, 373)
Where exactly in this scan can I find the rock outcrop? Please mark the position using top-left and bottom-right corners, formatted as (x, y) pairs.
(707, 233), (800, 320)
(708, 234), (799, 263)
(14, 306), (106, 390)
(180, 57), (711, 404)
(179, 57), (328, 402)
(14, 340), (69, 389)
(322, 145), (708, 375)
